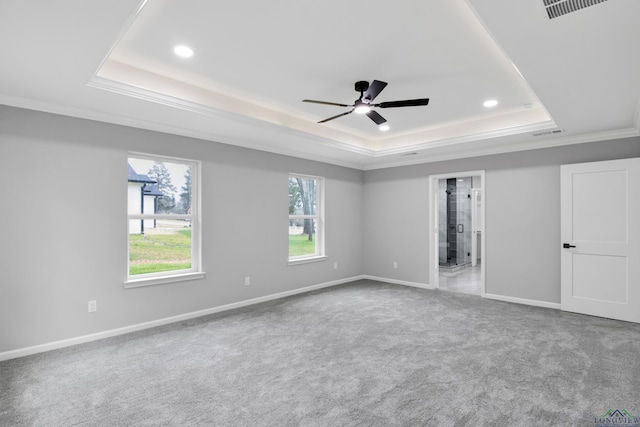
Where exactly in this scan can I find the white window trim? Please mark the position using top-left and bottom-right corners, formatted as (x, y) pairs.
(124, 272), (206, 288)
(288, 255), (328, 266)
(288, 173), (325, 264)
(125, 152), (204, 287)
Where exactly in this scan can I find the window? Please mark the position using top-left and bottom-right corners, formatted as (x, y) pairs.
(126, 153), (203, 287)
(288, 174), (324, 263)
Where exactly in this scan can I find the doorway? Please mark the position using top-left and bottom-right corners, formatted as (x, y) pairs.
(429, 170), (485, 296)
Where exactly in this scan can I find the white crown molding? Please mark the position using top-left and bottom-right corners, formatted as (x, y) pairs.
(89, 64), (375, 153)
(2, 89), (638, 173)
(89, 65), (558, 158)
(372, 120), (557, 157)
(363, 126), (640, 170)
(0, 94), (366, 170)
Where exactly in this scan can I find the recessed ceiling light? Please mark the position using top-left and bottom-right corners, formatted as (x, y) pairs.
(483, 99), (498, 108)
(379, 124), (390, 131)
(174, 45), (194, 58)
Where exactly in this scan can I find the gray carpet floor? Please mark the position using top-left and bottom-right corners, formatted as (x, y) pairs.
(1, 280), (639, 426)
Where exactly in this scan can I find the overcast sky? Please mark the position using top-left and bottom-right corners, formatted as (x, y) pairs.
(128, 157), (188, 198)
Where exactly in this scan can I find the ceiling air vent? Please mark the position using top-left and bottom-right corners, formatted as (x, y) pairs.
(543, 0), (608, 19)
(532, 129), (564, 137)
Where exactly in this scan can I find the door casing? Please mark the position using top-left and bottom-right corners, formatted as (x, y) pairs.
(428, 170), (486, 293)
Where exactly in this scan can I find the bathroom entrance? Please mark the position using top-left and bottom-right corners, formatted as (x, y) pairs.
(439, 177), (472, 272)
(429, 171), (485, 295)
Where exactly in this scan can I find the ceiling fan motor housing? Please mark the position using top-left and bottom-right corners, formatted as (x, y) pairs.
(355, 80), (370, 94)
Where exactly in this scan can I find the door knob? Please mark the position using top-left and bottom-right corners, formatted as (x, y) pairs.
(563, 243), (576, 249)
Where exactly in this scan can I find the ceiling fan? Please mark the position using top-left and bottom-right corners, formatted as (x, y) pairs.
(303, 80), (429, 125)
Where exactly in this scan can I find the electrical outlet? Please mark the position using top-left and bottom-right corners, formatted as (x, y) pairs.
(393, 262), (398, 269)
(244, 276), (251, 286)
(88, 300), (97, 313)
(334, 262), (338, 270)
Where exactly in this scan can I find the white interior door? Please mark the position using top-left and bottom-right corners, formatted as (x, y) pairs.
(561, 158), (640, 323)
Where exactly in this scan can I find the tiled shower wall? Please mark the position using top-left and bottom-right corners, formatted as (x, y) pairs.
(438, 177), (472, 266)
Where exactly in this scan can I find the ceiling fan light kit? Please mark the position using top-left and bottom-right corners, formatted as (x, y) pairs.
(303, 80), (429, 126)
(353, 101), (371, 115)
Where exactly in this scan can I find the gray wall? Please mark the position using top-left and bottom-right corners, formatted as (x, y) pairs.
(0, 106), (364, 353)
(363, 137), (640, 303)
(2, 103), (639, 355)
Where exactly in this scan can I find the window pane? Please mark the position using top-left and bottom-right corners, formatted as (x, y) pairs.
(288, 176), (316, 216)
(128, 159), (192, 215)
(289, 218), (316, 257)
(128, 155), (197, 281)
(129, 220), (192, 275)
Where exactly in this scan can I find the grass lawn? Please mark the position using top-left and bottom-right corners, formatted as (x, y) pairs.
(289, 233), (316, 257)
(129, 229), (191, 275)
(131, 229), (315, 275)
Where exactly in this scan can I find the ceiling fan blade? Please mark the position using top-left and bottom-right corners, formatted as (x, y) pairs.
(303, 99), (351, 107)
(362, 80), (388, 103)
(318, 110), (353, 123)
(366, 110), (387, 125)
(375, 98), (430, 108)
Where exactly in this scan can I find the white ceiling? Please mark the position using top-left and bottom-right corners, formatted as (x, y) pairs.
(1, 0), (638, 170)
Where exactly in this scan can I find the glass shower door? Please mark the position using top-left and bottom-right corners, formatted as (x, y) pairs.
(439, 177), (472, 269)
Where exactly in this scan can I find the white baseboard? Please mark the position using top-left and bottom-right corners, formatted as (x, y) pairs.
(483, 293), (561, 310)
(363, 275), (435, 290)
(364, 276), (560, 311)
(0, 275), (364, 362)
(1, 277), (561, 362)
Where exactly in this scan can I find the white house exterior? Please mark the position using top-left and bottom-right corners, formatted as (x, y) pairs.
(128, 164), (163, 234)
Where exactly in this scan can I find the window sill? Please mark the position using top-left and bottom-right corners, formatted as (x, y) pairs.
(288, 255), (327, 266)
(124, 271), (206, 289)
